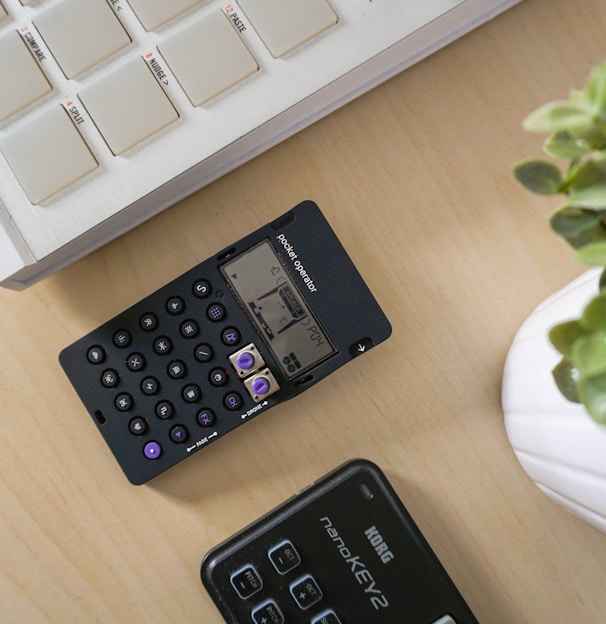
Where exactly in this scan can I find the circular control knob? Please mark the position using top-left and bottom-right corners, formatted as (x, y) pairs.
(236, 352), (255, 371)
(251, 377), (270, 396)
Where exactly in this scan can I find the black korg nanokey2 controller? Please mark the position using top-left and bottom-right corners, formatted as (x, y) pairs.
(59, 201), (391, 484)
(201, 459), (480, 624)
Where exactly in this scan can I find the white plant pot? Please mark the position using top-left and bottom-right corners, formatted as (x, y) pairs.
(502, 268), (606, 534)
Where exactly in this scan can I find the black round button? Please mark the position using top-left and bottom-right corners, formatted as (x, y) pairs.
(193, 279), (211, 298)
(194, 343), (214, 363)
(182, 384), (202, 403)
(126, 352), (146, 372)
(87, 345), (106, 364)
(155, 400), (174, 420)
(139, 312), (158, 332)
(209, 367), (229, 386)
(197, 408), (216, 427)
(180, 319), (199, 339)
(224, 392), (243, 411)
(113, 329), (132, 348)
(206, 303), (226, 323)
(129, 417), (147, 436)
(100, 369), (119, 388)
(221, 327), (241, 346)
(166, 296), (185, 315)
(167, 360), (187, 379)
(115, 393), (134, 412)
(141, 376), (160, 396)
(170, 425), (189, 444)
(153, 336), (173, 355)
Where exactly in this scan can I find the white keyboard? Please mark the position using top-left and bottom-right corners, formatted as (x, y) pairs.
(0, 0), (522, 289)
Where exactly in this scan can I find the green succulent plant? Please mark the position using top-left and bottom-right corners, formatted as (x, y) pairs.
(514, 59), (606, 424)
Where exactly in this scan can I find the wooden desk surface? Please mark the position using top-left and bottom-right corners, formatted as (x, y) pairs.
(2, 1), (606, 622)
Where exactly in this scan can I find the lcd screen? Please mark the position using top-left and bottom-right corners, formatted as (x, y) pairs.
(222, 241), (334, 377)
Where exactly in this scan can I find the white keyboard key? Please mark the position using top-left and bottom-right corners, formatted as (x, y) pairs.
(126, 0), (203, 31)
(0, 3), (7, 21)
(159, 11), (258, 106)
(0, 31), (53, 123)
(238, 0), (338, 58)
(1, 106), (98, 204)
(33, 0), (131, 78)
(79, 57), (179, 155)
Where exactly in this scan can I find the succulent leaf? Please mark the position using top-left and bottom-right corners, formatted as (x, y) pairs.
(549, 206), (606, 249)
(522, 100), (595, 134)
(513, 159), (563, 194)
(578, 372), (606, 423)
(580, 291), (606, 330)
(549, 320), (588, 356)
(575, 241), (606, 265)
(551, 358), (581, 403)
(544, 131), (592, 159)
(570, 331), (606, 376)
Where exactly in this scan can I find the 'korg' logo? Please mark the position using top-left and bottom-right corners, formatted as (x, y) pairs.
(364, 526), (394, 564)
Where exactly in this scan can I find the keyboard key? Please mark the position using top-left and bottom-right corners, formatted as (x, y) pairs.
(251, 600), (284, 624)
(311, 611), (342, 624)
(126, 0), (203, 31)
(158, 11), (258, 106)
(33, 0), (131, 79)
(1, 106), (98, 203)
(79, 57), (179, 155)
(268, 540), (301, 575)
(238, 0), (338, 58)
(289, 574), (323, 610)
(0, 30), (52, 122)
(230, 565), (263, 599)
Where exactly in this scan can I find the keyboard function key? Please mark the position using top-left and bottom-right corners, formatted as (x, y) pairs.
(268, 540), (301, 575)
(289, 574), (323, 610)
(1, 105), (98, 204)
(126, 0), (203, 31)
(0, 30), (53, 123)
(33, 0), (131, 78)
(251, 600), (284, 624)
(158, 10), (258, 107)
(311, 611), (342, 624)
(238, 0), (338, 58)
(79, 57), (179, 155)
(230, 564), (263, 599)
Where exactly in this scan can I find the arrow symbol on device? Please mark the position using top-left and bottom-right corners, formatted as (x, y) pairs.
(357, 344), (366, 353)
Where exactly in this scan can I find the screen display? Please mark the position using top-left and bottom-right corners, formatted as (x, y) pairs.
(222, 241), (334, 377)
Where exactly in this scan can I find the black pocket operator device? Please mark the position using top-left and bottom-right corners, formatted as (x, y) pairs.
(201, 459), (480, 624)
(59, 201), (392, 484)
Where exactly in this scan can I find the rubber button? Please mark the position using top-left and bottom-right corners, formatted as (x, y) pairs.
(143, 441), (162, 460)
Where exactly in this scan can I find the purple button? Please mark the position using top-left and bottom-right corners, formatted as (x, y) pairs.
(237, 352), (255, 370)
(143, 441), (162, 460)
(251, 377), (270, 396)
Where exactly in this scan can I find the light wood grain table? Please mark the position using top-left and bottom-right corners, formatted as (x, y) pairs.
(2, 1), (606, 621)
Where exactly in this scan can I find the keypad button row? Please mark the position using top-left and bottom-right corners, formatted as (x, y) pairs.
(88, 327), (235, 371)
(128, 406), (217, 439)
(112, 384), (242, 415)
(230, 539), (341, 624)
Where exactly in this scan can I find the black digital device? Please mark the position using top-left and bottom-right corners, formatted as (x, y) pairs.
(59, 202), (391, 484)
(201, 459), (480, 624)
